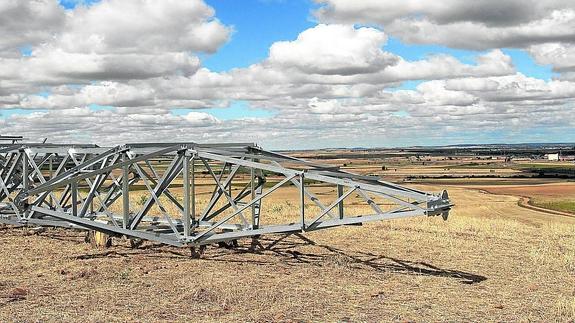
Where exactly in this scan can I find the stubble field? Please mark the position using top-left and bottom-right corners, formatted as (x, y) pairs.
(1, 182), (574, 322)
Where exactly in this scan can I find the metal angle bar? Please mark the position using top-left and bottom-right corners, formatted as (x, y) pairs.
(198, 161), (241, 221)
(207, 161), (229, 204)
(122, 154), (130, 229)
(22, 150), (29, 218)
(270, 160), (337, 219)
(252, 169), (264, 229)
(193, 206), (423, 244)
(195, 224), (302, 245)
(28, 158), (67, 208)
(337, 185), (344, 219)
(300, 173), (305, 229)
(96, 170), (140, 214)
(366, 188), (426, 212)
(0, 153), (22, 203)
(201, 179), (261, 222)
(193, 174), (296, 242)
(306, 209), (424, 231)
(142, 160), (184, 212)
(356, 189), (385, 215)
(193, 208), (416, 241)
(28, 145), (180, 195)
(18, 218), (85, 229)
(0, 152), (16, 179)
(24, 147), (110, 155)
(78, 154), (119, 217)
(249, 146), (338, 170)
(306, 187), (356, 229)
(0, 177), (20, 216)
(199, 147), (331, 169)
(303, 173), (430, 201)
(71, 155), (122, 226)
(191, 158), (196, 227)
(89, 183), (121, 227)
(0, 146), (23, 154)
(287, 176), (337, 220)
(68, 152), (111, 217)
(201, 159), (248, 227)
(2, 152), (22, 184)
(32, 146), (121, 192)
(32, 153), (53, 170)
(129, 154), (184, 230)
(197, 151), (298, 177)
(25, 153), (66, 214)
(183, 155), (191, 237)
(262, 149), (431, 196)
(30, 206), (184, 247)
(130, 162), (180, 235)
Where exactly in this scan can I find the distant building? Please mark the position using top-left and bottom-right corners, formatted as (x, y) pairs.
(546, 153), (560, 161)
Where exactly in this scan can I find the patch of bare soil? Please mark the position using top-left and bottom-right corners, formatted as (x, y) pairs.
(478, 182), (575, 197)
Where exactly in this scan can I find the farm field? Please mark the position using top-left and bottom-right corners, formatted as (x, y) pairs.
(1, 163), (575, 322)
(1, 146), (575, 321)
(477, 183), (575, 215)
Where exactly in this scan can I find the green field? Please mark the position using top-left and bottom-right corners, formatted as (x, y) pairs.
(531, 199), (575, 214)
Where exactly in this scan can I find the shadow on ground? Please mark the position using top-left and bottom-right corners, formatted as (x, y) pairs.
(66, 231), (486, 285)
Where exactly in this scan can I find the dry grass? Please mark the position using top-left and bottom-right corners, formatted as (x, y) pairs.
(1, 185), (575, 322)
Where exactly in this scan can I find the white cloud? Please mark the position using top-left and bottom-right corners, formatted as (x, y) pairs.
(61, 0), (229, 54)
(314, 0), (575, 50)
(0, 0), (65, 55)
(528, 43), (575, 79)
(1, 1), (575, 148)
(269, 24), (398, 75)
(0, 0), (231, 91)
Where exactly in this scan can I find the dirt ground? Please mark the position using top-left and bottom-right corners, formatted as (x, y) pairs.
(477, 182), (575, 198)
(1, 185), (574, 322)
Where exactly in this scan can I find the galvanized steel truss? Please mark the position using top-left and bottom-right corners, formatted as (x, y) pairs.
(0, 141), (452, 247)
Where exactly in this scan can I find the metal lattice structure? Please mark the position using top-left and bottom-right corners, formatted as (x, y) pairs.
(0, 139), (452, 248)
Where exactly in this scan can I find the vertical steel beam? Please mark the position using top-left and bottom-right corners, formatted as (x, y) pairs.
(337, 184), (344, 219)
(122, 153), (130, 229)
(300, 173), (305, 230)
(183, 153), (191, 237)
(49, 155), (53, 209)
(71, 181), (78, 217)
(250, 165), (257, 228)
(22, 150), (29, 218)
(191, 156), (196, 226)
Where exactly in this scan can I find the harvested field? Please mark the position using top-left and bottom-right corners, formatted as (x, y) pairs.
(479, 183), (575, 198)
(478, 183), (575, 215)
(1, 186), (574, 322)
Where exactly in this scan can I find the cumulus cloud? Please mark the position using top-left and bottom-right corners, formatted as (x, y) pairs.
(61, 0), (229, 54)
(0, 0), (230, 91)
(0, 0), (65, 55)
(1, 1), (575, 148)
(314, 0), (575, 50)
(528, 43), (575, 80)
(269, 24), (398, 75)
(9, 24), (516, 113)
(313, 0), (575, 84)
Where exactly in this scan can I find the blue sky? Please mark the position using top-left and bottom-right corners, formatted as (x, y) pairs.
(32, 0), (561, 86)
(2, 0), (574, 148)
(202, 0), (317, 71)
(48, 0), (556, 120)
(202, 0), (555, 80)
